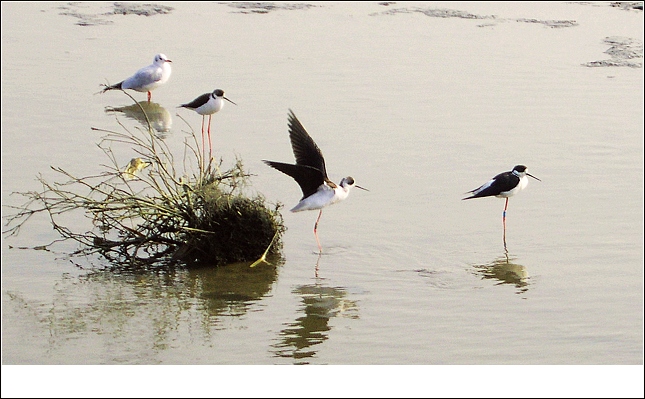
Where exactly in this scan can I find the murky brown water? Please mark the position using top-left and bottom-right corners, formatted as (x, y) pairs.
(2, 1), (643, 396)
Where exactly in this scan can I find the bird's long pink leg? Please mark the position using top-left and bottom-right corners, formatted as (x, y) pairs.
(201, 116), (206, 171)
(207, 114), (213, 162)
(147, 91), (151, 102)
(502, 198), (508, 248)
(314, 209), (323, 253)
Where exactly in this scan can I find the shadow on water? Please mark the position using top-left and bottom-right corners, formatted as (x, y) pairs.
(272, 256), (359, 364)
(105, 101), (172, 137)
(3, 256), (283, 363)
(471, 249), (530, 296)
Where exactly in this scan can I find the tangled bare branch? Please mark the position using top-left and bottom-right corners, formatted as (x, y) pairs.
(3, 92), (285, 268)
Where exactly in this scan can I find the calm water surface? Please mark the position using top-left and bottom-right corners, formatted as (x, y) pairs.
(2, 1), (643, 396)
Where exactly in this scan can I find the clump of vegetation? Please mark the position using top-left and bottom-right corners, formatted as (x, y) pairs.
(3, 95), (285, 268)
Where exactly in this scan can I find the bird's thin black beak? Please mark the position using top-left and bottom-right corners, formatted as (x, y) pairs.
(355, 185), (369, 191)
(527, 173), (541, 181)
(224, 97), (237, 106)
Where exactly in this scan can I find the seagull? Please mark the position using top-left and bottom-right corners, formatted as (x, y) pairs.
(263, 109), (368, 253)
(462, 164), (540, 221)
(179, 89), (236, 164)
(101, 53), (172, 102)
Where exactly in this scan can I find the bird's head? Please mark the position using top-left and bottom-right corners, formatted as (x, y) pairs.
(340, 176), (369, 191)
(512, 165), (541, 181)
(212, 89), (237, 105)
(154, 53), (172, 64)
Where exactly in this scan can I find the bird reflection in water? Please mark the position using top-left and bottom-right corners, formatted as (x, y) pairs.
(472, 249), (530, 295)
(273, 281), (359, 363)
(11, 257), (285, 354)
(186, 257), (281, 323)
(105, 101), (173, 137)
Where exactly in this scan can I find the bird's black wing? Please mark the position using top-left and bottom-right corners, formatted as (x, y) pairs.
(287, 110), (328, 178)
(463, 171), (517, 199)
(263, 160), (326, 200)
(180, 92), (210, 109)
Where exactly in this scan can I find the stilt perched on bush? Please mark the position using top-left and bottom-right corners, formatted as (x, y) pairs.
(4, 95), (285, 268)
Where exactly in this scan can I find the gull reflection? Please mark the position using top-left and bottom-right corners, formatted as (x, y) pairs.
(473, 250), (529, 294)
(106, 101), (173, 137)
(273, 281), (359, 363)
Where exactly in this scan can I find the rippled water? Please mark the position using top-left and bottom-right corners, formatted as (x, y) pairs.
(2, 1), (643, 396)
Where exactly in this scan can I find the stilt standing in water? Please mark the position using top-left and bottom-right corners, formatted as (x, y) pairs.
(179, 89), (236, 169)
(263, 110), (368, 253)
(463, 165), (541, 246)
